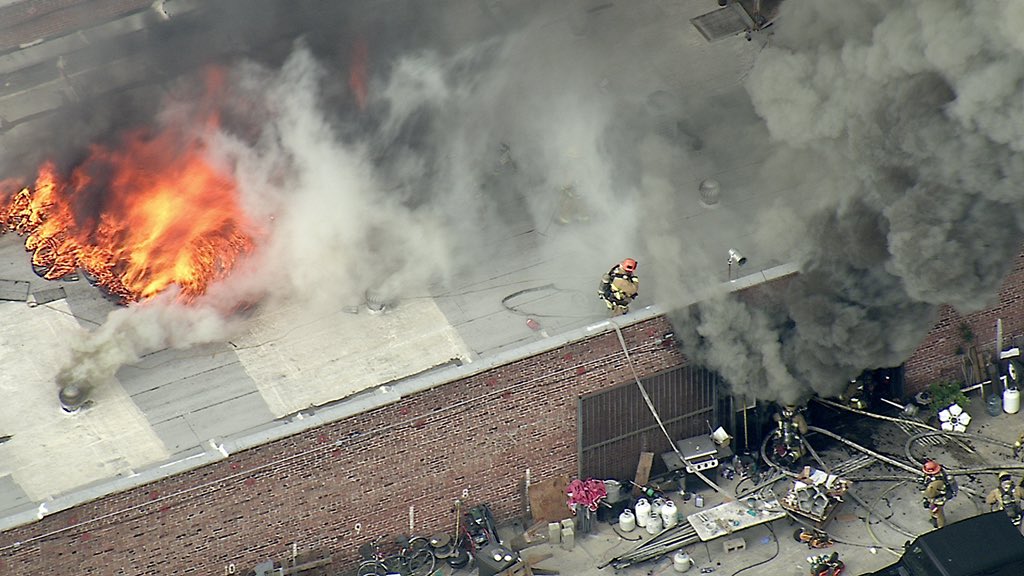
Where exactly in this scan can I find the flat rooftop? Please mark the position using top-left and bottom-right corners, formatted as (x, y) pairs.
(0, 0), (799, 529)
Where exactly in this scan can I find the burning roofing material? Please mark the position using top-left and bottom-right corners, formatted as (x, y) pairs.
(668, 0), (1024, 404)
(0, 135), (256, 303)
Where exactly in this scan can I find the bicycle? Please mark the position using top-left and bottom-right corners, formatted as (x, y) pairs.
(357, 534), (435, 576)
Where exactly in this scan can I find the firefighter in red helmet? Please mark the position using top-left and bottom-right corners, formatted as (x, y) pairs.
(599, 258), (639, 316)
(921, 460), (955, 528)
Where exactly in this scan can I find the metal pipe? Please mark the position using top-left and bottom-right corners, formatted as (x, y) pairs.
(815, 398), (932, 430)
(807, 426), (921, 476)
(801, 437), (830, 474)
(814, 397), (975, 454)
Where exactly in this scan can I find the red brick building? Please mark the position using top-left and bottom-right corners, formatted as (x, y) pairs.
(3, 1), (1024, 574)
(1, 246), (1023, 574)
(0, 319), (685, 574)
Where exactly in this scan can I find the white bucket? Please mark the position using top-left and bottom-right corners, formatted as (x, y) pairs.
(645, 510), (663, 535)
(618, 509), (636, 532)
(662, 500), (679, 528)
(635, 498), (651, 528)
(672, 551), (693, 573)
(1005, 388), (1021, 414)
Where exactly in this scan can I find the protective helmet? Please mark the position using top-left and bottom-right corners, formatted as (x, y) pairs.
(923, 460), (941, 475)
(999, 472), (1013, 484)
(620, 258), (637, 273)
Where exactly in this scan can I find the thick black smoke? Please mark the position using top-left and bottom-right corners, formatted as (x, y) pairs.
(670, 0), (1024, 403)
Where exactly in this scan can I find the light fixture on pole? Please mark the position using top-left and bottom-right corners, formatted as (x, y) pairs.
(727, 249), (746, 281)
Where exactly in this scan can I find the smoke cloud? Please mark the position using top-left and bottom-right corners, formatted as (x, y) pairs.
(16, 0), (1024, 407)
(32, 1), (679, 389)
(669, 0), (1024, 403)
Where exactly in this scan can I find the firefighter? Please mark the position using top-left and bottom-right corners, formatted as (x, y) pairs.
(921, 460), (953, 528)
(598, 258), (639, 315)
(775, 404), (809, 434)
(987, 472), (1024, 525)
(770, 404), (808, 468)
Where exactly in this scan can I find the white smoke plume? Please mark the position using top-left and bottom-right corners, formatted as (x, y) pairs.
(51, 2), (659, 390)
(669, 0), (1024, 403)
(56, 294), (237, 389)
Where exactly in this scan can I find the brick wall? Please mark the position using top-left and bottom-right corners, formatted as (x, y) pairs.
(903, 252), (1024, 394)
(1, 249), (1020, 574)
(0, 317), (685, 575)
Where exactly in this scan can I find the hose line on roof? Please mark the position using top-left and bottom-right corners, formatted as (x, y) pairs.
(610, 322), (725, 494)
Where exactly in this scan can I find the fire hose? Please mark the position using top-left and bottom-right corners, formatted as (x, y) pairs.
(611, 323), (725, 495)
(762, 427), (918, 545)
(903, 430), (1024, 477)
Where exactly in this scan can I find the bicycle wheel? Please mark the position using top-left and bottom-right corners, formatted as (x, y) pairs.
(407, 536), (431, 555)
(405, 548), (435, 576)
(357, 560), (389, 576)
(383, 554), (405, 574)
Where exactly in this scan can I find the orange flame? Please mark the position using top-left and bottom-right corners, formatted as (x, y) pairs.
(1, 128), (255, 303)
(349, 36), (369, 111)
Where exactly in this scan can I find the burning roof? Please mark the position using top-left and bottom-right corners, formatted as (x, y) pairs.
(0, 127), (256, 303)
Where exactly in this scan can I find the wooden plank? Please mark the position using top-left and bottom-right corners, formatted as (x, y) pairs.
(632, 452), (655, 495)
(528, 475), (571, 523)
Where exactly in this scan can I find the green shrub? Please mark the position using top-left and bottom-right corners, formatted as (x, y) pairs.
(928, 380), (970, 410)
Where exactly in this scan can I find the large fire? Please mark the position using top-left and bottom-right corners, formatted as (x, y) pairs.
(0, 128), (255, 303)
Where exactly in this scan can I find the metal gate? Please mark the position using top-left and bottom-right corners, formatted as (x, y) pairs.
(578, 365), (721, 480)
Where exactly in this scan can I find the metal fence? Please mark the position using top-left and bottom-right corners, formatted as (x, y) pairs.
(577, 365), (721, 480)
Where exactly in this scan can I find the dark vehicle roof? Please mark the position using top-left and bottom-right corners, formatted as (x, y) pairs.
(863, 512), (1024, 576)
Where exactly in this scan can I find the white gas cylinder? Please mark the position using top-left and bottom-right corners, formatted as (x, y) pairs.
(662, 500), (679, 528)
(652, 497), (665, 518)
(645, 509), (663, 535)
(1005, 388), (1021, 414)
(635, 498), (651, 528)
(672, 551), (693, 573)
(618, 509), (637, 532)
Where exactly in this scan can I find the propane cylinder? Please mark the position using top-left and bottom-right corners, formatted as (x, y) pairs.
(618, 509), (637, 532)
(652, 497), (666, 518)
(1005, 388), (1021, 414)
(645, 509), (663, 535)
(672, 551), (693, 573)
(635, 498), (651, 528)
(662, 500), (679, 528)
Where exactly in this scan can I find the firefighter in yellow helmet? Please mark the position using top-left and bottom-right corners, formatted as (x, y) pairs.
(987, 472), (1024, 526)
(599, 258), (639, 316)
